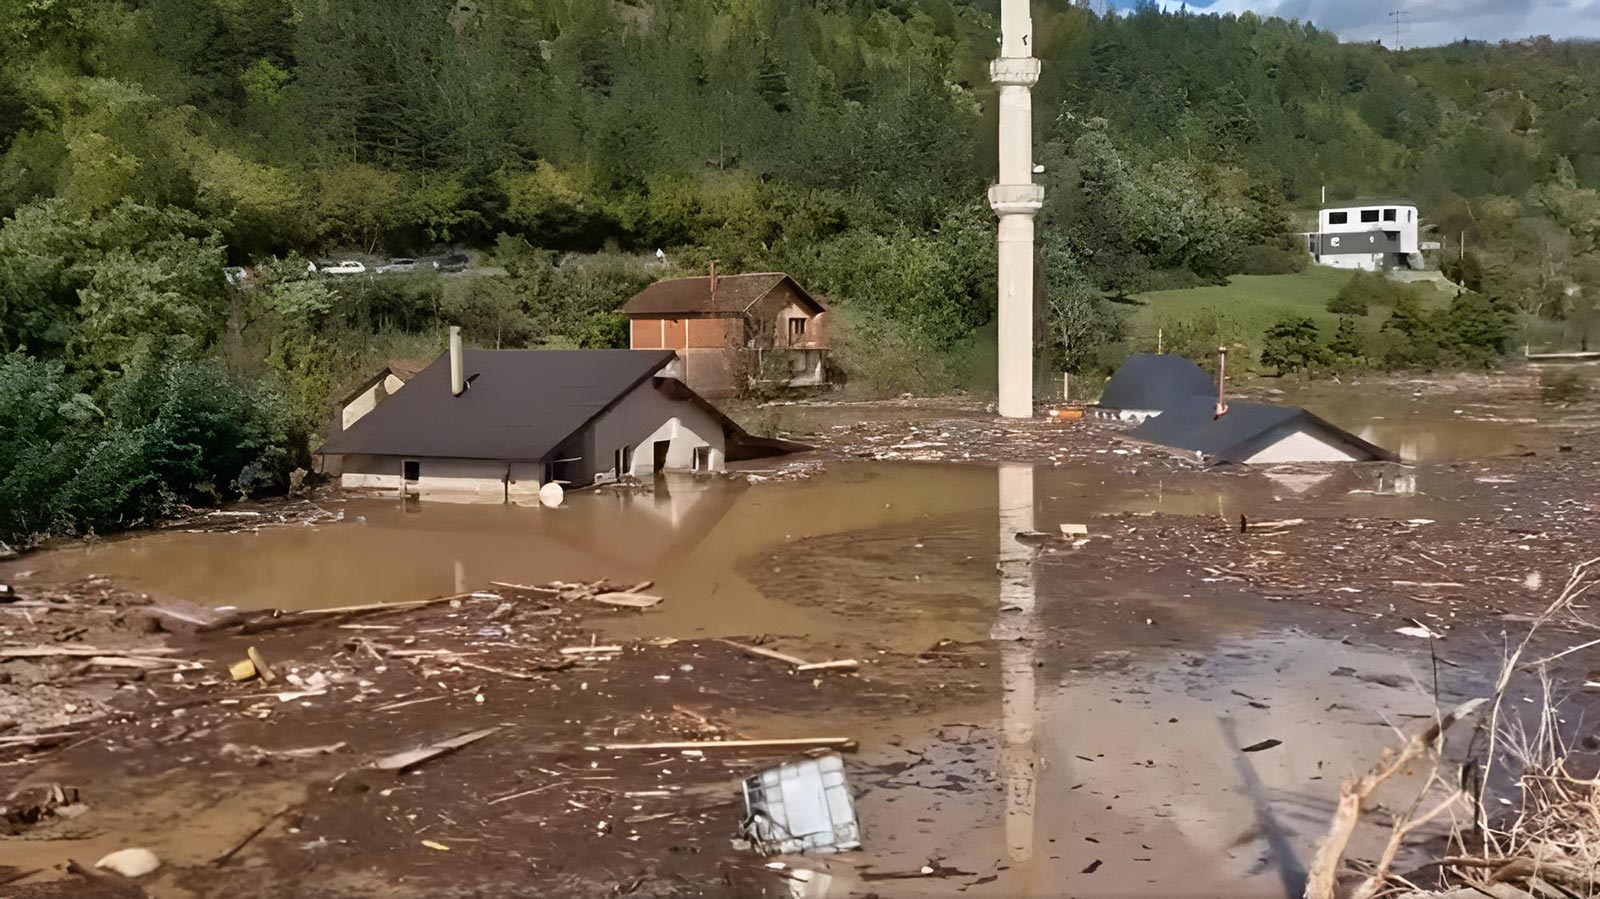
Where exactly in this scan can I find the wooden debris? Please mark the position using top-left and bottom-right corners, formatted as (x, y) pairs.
(0, 645), (180, 660)
(488, 581), (559, 594)
(592, 592), (662, 609)
(795, 659), (860, 672)
(600, 737), (857, 753)
(230, 659), (259, 682)
(450, 657), (573, 679)
(246, 646), (276, 684)
(0, 731), (82, 748)
(372, 695), (445, 713)
(86, 656), (175, 670)
(234, 592), (481, 635)
(374, 726), (500, 773)
(213, 804), (290, 867)
(1059, 523), (1089, 536)
(559, 645), (623, 656)
(718, 639), (809, 668)
(1245, 518), (1305, 532)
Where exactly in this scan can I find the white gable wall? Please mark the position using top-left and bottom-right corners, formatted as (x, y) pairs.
(342, 373), (408, 430)
(591, 380), (725, 481)
(1243, 426), (1363, 464)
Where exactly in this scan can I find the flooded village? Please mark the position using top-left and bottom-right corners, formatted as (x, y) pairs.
(3, 363), (1599, 898)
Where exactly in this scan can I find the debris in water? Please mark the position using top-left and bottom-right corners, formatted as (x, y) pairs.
(1241, 739), (1283, 753)
(95, 848), (161, 878)
(741, 753), (861, 856)
(1082, 859), (1102, 874)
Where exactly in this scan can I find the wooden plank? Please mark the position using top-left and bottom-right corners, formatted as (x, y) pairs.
(592, 592), (662, 609)
(717, 639), (809, 668)
(374, 727), (500, 772)
(795, 659), (860, 672)
(0, 645), (181, 659)
(600, 737), (857, 753)
(489, 581), (559, 594)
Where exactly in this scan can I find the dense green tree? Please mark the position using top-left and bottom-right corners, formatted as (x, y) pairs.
(1330, 315), (1363, 359)
(1260, 316), (1329, 374)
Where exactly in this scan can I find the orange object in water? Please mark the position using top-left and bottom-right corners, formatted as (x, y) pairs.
(1049, 408), (1085, 421)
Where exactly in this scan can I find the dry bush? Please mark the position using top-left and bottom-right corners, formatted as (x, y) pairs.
(1305, 558), (1600, 899)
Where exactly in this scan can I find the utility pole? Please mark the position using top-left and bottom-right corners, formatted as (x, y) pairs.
(991, 0), (1043, 419)
(1388, 8), (1409, 51)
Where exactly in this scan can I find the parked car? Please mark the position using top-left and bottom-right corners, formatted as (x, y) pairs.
(434, 253), (470, 273)
(321, 260), (368, 275)
(377, 258), (419, 274)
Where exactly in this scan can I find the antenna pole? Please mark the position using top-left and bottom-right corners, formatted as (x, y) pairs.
(1387, 8), (1409, 51)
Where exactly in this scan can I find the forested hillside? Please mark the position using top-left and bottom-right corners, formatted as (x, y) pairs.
(2, 0), (1599, 543)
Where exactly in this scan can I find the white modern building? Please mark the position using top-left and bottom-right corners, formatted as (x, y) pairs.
(1309, 202), (1422, 272)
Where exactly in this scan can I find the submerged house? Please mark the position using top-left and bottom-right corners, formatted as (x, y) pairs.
(622, 271), (828, 398)
(1094, 354), (1218, 423)
(317, 330), (803, 502)
(1097, 354), (1395, 464)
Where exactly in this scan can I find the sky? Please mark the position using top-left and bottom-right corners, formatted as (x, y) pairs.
(1150, 0), (1600, 46)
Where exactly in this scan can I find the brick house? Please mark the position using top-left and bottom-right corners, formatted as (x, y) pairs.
(621, 271), (828, 398)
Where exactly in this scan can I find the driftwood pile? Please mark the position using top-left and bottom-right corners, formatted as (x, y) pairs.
(1303, 558), (1600, 899)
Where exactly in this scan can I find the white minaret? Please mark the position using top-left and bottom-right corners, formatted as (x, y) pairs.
(989, 0), (1043, 419)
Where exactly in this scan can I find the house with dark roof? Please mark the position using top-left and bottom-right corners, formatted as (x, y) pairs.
(621, 270), (828, 397)
(1097, 354), (1395, 464)
(1129, 400), (1395, 464)
(1094, 354), (1216, 422)
(316, 329), (805, 502)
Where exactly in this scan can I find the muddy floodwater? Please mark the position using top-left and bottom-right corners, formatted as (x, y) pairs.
(8, 462), (1460, 629)
(5, 371), (1596, 898)
(1, 455), (1515, 897)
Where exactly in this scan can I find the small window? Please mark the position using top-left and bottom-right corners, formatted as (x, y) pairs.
(1360, 209), (1380, 223)
(692, 446), (712, 472)
(789, 317), (807, 337)
(1382, 208), (1397, 222)
(1328, 211), (1348, 225)
(1408, 210), (1414, 222)
(614, 445), (633, 477)
(402, 460), (420, 481)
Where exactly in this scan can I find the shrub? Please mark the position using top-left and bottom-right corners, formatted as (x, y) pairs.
(0, 351), (302, 546)
(1233, 243), (1306, 276)
(1260, 316), (1330, 375)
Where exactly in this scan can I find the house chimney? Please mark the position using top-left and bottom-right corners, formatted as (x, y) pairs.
(1215, 346), (1229, 419)
(450, 326), (465, 396)
(708, 260), (718, 306)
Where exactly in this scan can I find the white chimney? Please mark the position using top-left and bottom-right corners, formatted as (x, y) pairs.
(450, 326), (464, 396)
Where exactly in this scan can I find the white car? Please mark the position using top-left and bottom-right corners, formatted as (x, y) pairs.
(321, 260), (367, 275)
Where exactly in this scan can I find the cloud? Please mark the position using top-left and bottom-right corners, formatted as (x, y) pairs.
(1149, 0), (1600, 45)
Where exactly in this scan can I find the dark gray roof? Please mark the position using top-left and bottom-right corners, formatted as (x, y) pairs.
(1098, 354), (1217, 412)
(317, 349), (677, 461)
(1130, 400), (1396, 463)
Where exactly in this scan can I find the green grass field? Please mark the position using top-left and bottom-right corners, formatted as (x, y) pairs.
(1127, 269), (1353, 347)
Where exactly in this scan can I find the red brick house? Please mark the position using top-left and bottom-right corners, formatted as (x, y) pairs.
(622, 271), (828, 397)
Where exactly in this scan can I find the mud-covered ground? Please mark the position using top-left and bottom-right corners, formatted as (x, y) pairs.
(1, 582), (992, 898)
(3, 369), (1599, 897)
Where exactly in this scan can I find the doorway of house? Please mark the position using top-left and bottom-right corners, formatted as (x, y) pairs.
(652, 440), (670, 477)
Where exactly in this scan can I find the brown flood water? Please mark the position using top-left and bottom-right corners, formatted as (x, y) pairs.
(2, 459), (1492, 897)
(5, 462), (1457, 634)
(1271, 366), (1600, 462)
